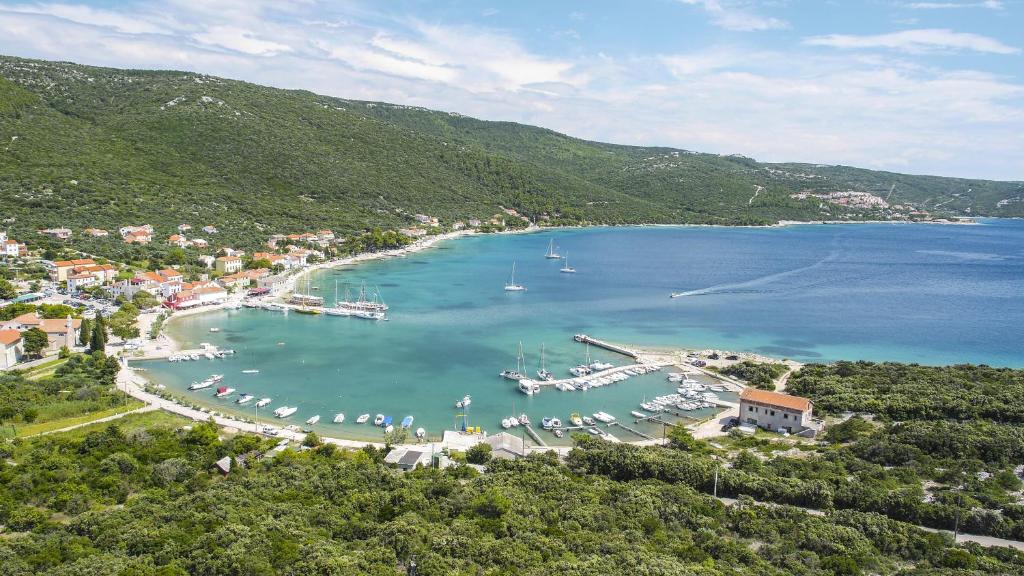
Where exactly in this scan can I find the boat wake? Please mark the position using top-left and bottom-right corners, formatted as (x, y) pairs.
(671, 248), (842, 299)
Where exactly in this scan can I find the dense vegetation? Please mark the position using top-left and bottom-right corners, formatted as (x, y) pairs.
(2, 55), (1021, 262)
(3, 413), (1023, 575)
(0, 351), (122, 432)
(719, 361), (789, 390)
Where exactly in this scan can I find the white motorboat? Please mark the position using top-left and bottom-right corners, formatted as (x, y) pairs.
(455, 395), (471, 408)
(188, 380), (212, 390)
(501, 418), (513, 429)
(631, 410), (646, 419)
(415, 427), (425, 439)
(570, 365), (591, 377)
(255, 398), (272, 408)
(518, 380), (540, 395)
(373, 414), (385, 426)
(593, 411), (616, 423)
(214, 386), (235, 398)
(518, 414), (530, 426)
(333, 413), (345, 423)
(242, 369), (259, 374)
(356, 413), (370, 424)
(589, 361), (614, 371)
(504, 262), (526, 291)
(306, 415), (320, 425)
(274, 406), (298, 418)
(236, 394), (255, 404)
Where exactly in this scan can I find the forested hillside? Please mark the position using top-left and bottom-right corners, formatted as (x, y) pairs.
(1, 55), (1021, 257)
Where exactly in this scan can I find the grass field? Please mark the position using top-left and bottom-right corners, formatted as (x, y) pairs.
(7, 400), (146, 438)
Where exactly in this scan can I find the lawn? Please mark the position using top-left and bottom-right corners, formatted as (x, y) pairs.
(10, 400), (146, 438)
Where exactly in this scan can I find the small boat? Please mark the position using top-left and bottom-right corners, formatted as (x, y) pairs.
(208, 374), (224, 383)
(306, 415), (320, 425)
(455, 395), (472, 408)
(274, 406), (298, 418)
(210, 327), (220, 332)
(560, 252), (576, 273)
(214, 386), (235, 398)
(385, 424), (394, 433)
(582, 416), (596, 426)
(415, 427), (425, 439)
(553, 429), (565, 438)
(587, 427), (601, 435)
(356, 413), (370, 424)
(631, 410), (646, 419)
(501, 418), (512, 429)
(401, 416), (414, 429)
(242, 369), (259, 374)
(518, 380), (539, 395)
(373, 414), (385, 426)
(570, 412), (583, 427)
(333, 413), (345, 423)
(382, 415), (393, 428)
(537, 344), (554, 380)
(256, 398), (272, 408)
(294, 308), (321, 315)
(504, 262), (526, 291)
(545, 238), (562, 259)
(502, 342), (528, 380)
(670, 292), (685, 298)
(188, 380), (212, 390)
(570, 365), (591, 377)
(541, 417), (554, 430)
(236, 394), (255, 404)
(593, 411), (616, 423)
(589, 361), (614, 371)
(550, 417), (562, 428)
(518, 413), (530, 426)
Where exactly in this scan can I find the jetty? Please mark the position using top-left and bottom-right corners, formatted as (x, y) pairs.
(531, 363), (662, 388)
(610, 421), (653, 440)
(523, 424), (547, 447)
(574, 334), (639, 360)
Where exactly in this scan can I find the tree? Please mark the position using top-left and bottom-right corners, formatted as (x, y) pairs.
(303, 432), (322, 448)
(0, 278), (16, 300)
(109, 304), (140, 340)
(79, 317), (92, 347)
(466, 442), (493, 464)
(90, 314), (107, 352)
(132, 291), (160, 310)
(248, 258), (272, 270)
(22, 327), (49, 358)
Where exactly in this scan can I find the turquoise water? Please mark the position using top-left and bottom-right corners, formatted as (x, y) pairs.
(143, 219), (1024, 441)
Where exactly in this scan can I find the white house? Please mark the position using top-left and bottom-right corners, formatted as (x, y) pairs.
(67, 273), (98, 292)
(384, 448), (431, 471)
(0, 329), (23, 369)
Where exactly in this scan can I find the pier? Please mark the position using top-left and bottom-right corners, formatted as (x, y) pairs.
(523, 425), (547, 447)
(532, 363), (659, 388)
(610, 421), (653, 440)
(574, 334), (639, 360)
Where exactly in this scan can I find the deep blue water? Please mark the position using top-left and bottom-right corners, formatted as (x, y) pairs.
(144, 219), (1024, 441)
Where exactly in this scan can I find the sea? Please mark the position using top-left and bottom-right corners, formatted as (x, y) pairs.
(142, 219), (1024, 442)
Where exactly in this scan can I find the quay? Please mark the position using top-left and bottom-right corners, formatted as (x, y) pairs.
(523, 424), (547, 447)
(574, 334), (639, 360)
(532, 362), (661, 388)
(610, 421), (653, 440)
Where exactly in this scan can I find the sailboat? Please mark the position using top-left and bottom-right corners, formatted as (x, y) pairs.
(500, 342), (527, 380)
(241, 350), (259, 374)
(536, 344), (554, 381)
(504, 262), (526, 291)
(559, 252), (576, 274)
(545, 238), (561, 259)
(324, 280), (351, 316)
(295, 274), (322, 314)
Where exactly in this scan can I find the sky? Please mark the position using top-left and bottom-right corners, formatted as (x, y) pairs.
(0, 0), (1021, 180)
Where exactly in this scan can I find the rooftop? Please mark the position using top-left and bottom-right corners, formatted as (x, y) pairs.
(740, 388), (812, 412)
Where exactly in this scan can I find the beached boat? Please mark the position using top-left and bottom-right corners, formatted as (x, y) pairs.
(415, 427), (425, 439)
(333, 413), (345, 423)
(236, 394), (255, 404)
(455, 395), (471, 408)
(504, 262), (526, 291)
(401, 416), (414, 429)
(356, 413), (370, 424)
(545, 238), (562, 259)
(373, 414), (385, 426)
(214, 386), (235, 398)
(306, 415), (320, 425)
(256, 398), (272, 408)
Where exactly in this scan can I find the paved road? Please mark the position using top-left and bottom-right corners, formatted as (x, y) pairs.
(716, 497), (1024, 551)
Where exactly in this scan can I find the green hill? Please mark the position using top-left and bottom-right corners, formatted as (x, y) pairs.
(1, 55), (1021, 256)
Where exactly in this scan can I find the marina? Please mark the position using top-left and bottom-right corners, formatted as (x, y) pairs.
(142, 222), (1024, 443)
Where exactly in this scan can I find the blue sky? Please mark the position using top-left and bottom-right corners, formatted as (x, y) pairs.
(0, 0), (1021, 180)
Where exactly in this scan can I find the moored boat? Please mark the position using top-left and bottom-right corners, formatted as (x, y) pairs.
(306, 415), (320, 425)
(236, 394), (255, 404)
(415, 427), (425, 439)
(214, 386), (235, 398)
(256, 398), (272, 408)
(570, 412), (583, 427)
(373, 414), (385, 426)
(401, 416), (414, 429)
(455, 395), (471, 408)
(274, 406), (298, 418)
(356, 413), (370, 424)
(333, 413), (345, 423)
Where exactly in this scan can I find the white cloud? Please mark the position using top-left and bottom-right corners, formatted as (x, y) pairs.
(677, 0), (788, 31)
(805, 29), (1020, 55)
(907, 1), (1003, 9)
(192, 25), (293, 55)
(4, 2), (168, 34)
